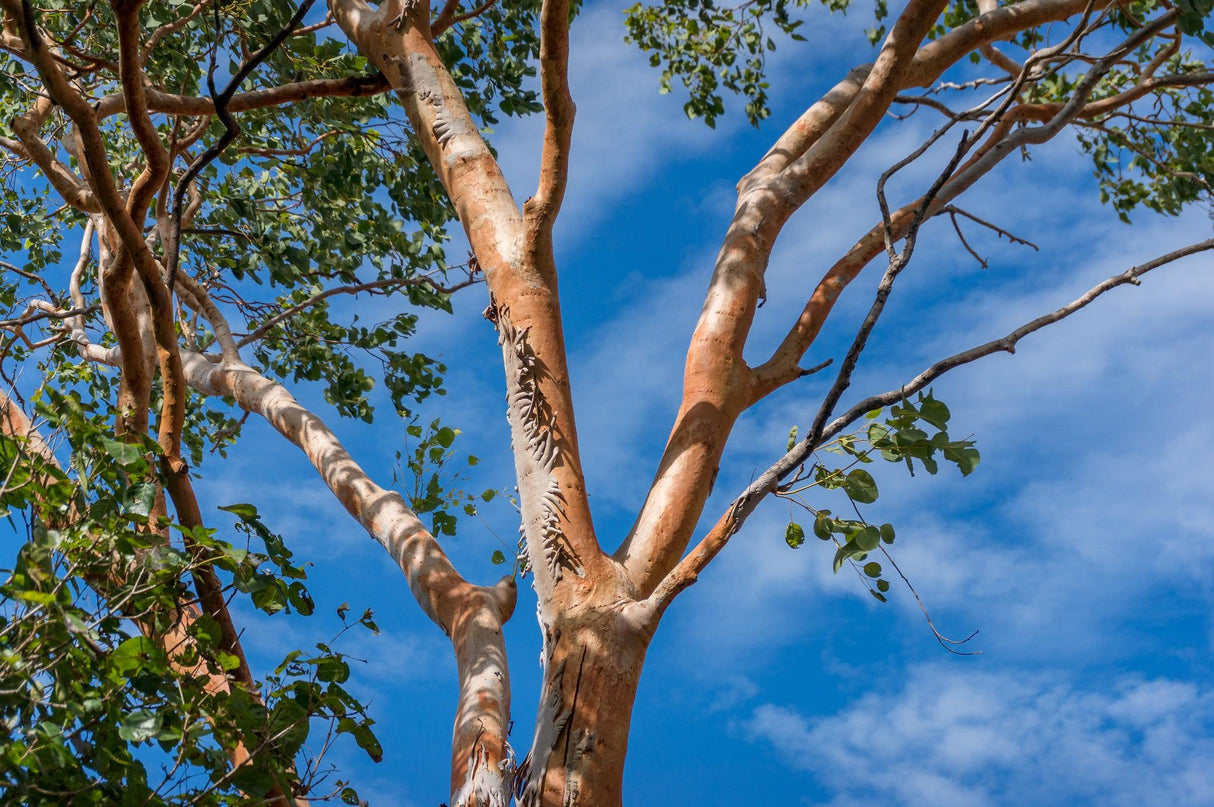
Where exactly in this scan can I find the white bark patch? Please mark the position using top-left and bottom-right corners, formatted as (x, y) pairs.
(179, 354), (444, 629)
(452, 741), (509, 807)
(492, 306), (582, 582)
(407, 51), (469, 146)
(518, 655), (571, 807)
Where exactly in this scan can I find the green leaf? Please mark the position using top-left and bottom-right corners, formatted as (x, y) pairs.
(219, 502), (259, 519)
(100, 437), (144, 469)
(855, 525), (881, 552)
(813, 512), (833, 540)
(118, 709), (162, 743)
(918, 394), (950, 429)
(191, 614), (222, 650)
(869, 589), (888, 603)
(268, 698), (310, 757)
(214, 650), (241, 671)
(110, 636), (163, 676)
(127, 481), (157, 518)
(880, 523), (896, 544)
(876, 578), (890, 592)
(252, 584), (287, 614)
(491, 550), (507, 565)
(786, 425), (798, 451)
(863, 561), (882, 578)
(943, 442), (981, 476)
(833, 540), (861, 573)
(231, 765), (277, 798)
(353, 723), (383, 763)
(317, 656), (350, 684)
(843, 469), (879, 503)
(785, 521), (805, 548)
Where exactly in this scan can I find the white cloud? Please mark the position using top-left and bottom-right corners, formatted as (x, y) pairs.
(743, 666), (1214, 807)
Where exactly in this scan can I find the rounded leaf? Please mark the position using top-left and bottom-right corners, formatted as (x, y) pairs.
(843, 469), (879, 503)
(855, 525), (881, 552)
(785, 521), (805, 549)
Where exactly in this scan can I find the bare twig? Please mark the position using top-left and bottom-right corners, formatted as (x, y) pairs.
(432, 0), (500, 35)
(880, 546), (981, 655)
(236, 273), (479, 348)
(815, 131), (974, 451)
(943, 205), (1039, 269)
(818, 238), (1214, 444)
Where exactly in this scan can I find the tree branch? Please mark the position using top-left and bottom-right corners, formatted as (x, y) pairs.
(431, 0), (499, 36)
(180, 349), (517, 806)
(164, 0), (319, 293)
(753, 10), (1177, 397)
(944, 204), (1039, 269)
(646, 237), (1214, 616)
(524, 0), (574, 264)
(8, 96), (101, 213)
(112, 0), (170, 222)
(93, 73), (390, 120)
(817, 238), (1214, 444)
(141, 0), (213, 63)
(332, 0), (606, 602)
(617, 0), (953, 597)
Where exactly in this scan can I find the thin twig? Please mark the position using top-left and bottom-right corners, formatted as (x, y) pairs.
(881, 546), (981, 654)
(818, 237), (1214, 444)
(942, 205), (1039, 269)
(811, 131), (974, 451)
(236, 273), (479, 348)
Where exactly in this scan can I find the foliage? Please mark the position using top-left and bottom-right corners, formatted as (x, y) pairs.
(0, 395), (380, 804)
(625, 0), (835, 126)
(0, 2), (547, 798)
(781, 391), (978, 601)
(396, 418), (499, 539)
(1, 0), (1211, 802)
(626, 0), (1214, 219)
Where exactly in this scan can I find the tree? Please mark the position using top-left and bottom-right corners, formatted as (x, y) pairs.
(0, 0), (1210, 804)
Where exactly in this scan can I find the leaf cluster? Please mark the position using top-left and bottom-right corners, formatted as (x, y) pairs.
(625, 0), (845, 126)
(396, 418), (498, 539)
(0, 392), (379, 804)
(782, 391), (979, 601)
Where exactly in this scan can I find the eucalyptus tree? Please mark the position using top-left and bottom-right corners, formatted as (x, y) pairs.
(0, 0), (1211, 805)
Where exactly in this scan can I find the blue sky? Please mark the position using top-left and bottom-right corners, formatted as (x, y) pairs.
(7, 2), (1214, 805)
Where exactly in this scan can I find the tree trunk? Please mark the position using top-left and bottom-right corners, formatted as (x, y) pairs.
(518, 604), (652, 807)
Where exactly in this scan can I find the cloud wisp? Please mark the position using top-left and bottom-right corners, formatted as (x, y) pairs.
(744, 665), (1214, 807)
